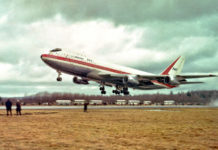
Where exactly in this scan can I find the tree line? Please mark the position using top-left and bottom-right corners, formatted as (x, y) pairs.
(0, 90), (217, 105)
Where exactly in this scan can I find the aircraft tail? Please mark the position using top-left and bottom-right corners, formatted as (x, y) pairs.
(161, 56), (185, 75)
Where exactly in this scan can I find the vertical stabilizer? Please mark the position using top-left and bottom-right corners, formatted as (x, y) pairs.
(161, 56), (185, 75)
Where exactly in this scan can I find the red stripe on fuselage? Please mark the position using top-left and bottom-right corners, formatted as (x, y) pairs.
(41, 54), (130, 75)
(42, 54), (177, 89)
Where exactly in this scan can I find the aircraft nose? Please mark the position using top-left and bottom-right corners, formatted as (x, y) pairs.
(41, 54), (46, 61)
(41, 54), (44, 60)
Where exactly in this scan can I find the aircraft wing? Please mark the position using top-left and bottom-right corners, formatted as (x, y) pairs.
(99, 73), (166, 79)
(137, 75), (168, 81)
(98, 73), (130, 81)
(137, 74), (217, 84)
(99, 73), (169, 82)
(176, 74), (217, 79)
(98, 73), (128, 78)
(99, 73), (217, 83)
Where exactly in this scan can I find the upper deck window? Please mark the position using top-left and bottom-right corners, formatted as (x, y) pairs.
(50, 48), (62, 53)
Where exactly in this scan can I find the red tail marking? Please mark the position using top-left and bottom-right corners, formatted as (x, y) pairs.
(161, 56), (181, 75)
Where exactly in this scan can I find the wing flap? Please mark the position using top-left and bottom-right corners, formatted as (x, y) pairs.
(137, 75), (168, 81)
(99, 73), (169, 81)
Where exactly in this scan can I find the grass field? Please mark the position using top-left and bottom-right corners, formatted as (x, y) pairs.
(0, 108), (218, 150)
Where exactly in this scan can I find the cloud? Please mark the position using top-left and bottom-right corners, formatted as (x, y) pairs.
(0, 1), (218, 97)
(4, 0), (218, 24)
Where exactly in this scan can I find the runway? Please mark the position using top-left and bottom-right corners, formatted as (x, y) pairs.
(0, 105), (217, 110)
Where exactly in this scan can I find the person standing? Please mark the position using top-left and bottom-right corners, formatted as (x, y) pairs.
(16, 100), (22, 115)
(5, 99), (12, 116)
(84, 101), (89, 112)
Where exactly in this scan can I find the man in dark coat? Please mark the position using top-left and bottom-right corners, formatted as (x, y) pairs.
(5, 99), (12, 116)
(16, 100), (22, 115)
(84, 101), (89, 112)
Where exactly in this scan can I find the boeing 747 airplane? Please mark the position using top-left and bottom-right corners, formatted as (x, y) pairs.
(41, 48), (216, 95)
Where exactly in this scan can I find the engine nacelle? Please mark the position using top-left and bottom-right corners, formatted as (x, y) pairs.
(162, 76), (179, 85)
(73, 77), (89, 85)
(123, 75), (139, 85)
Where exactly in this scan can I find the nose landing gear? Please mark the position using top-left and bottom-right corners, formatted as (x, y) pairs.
(56, 71), (62, 81)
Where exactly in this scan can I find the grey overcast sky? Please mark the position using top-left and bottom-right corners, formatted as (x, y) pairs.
(0, 0), (218, 97)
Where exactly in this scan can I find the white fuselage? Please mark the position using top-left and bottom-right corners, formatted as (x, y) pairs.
(41, 50), (168, 90)
(41, 50), (217, 94)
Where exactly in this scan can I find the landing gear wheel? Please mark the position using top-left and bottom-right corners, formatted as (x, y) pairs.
(56, 71), (62, 82)
(123, 87), (129, 95)
(113, 85), (122, 95)
(100, 87), (105, 91)
(116, 91), (120, 95)
(99, 84), (106, 95)
(123, 91), (129, 95)
(101, 91), (106, 94)
(112, 90), (121, 95)
(57, 77), (62, 82)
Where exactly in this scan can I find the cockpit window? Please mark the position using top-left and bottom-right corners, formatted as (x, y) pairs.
(50, 48), (62, 52)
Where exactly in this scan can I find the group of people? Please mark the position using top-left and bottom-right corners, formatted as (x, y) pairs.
(5, 99), (22, 116)
(4, 99), (88, 115)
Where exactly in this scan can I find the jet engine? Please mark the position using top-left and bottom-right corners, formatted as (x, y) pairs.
(160, 76), (180, 85)
(73, 77), (89, 85)
(123, 75), (139, 85)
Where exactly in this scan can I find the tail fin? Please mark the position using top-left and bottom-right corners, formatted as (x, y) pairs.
(161, 56), (185, 75)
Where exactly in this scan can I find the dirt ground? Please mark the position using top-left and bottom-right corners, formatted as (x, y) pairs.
(0, 108), (217, 150)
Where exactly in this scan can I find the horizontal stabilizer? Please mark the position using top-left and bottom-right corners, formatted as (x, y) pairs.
(177, 74), (217, 79)
(180, 81), (204, 84)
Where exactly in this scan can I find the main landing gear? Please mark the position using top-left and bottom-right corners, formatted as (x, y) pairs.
(56, 71), (62, 81)
(112, 89), (120, 95)
(122, 87), (130, 95)
(112, 85), (121, 95)
(112, 86), (130, 95)
(100, 86), (106, 95)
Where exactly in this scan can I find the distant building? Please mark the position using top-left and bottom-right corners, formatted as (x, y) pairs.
(31, 103), (38, 105)
(154, 102), (161, 105)
(116, 100), (126, 105)
(164, 100), (175, 105)
(42, 102), (49, 105)
(56, 100), (72, 105)
(90, 100), (102, 105)
(144, 101), (152, 105)
(74, 99), (85, 105)
(128, 100), (140, 105)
